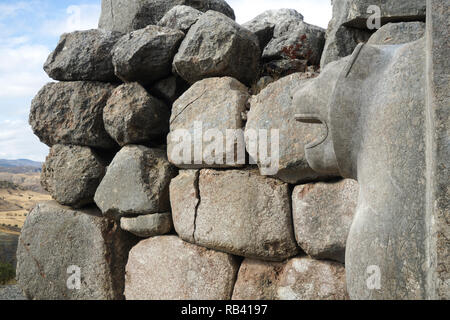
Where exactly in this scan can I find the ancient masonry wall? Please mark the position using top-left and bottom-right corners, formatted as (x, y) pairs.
(16, 0), (435, 300)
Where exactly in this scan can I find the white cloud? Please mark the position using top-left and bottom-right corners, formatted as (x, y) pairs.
(40, 4), (101, 37)
(0, 42), (51, 98)
(228, 0), (332, 28)
(0, 120), (48, 161)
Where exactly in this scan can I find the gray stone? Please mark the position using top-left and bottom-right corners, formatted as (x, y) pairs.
(112, 25), (185, 84)
(339, 0), (426, 29)
(368, 22), (426, 45)
(120, 213), (173, 238)
(103, 83), (170, 146)
(124, 235), (240, 300)
(276, 257), (348, 300)
(295, 39), (433, 299)
(41, 145), (106, 208)
(44, 29), (122, 82)
(99, 0), (235, 33)
(262, 59), (308, 78)
(94, 145), (177, 218)
(262, 20), (325, 66)
(149, 75), (188, 104)
(292, 179), (358, 263)
(157, 5), (202, 32)
(173, 11), (260, 86)
(426, 0), (450, 300)
(320, 0), (426, 68)
(29, 81), (117, 149)
(0, 285), (27, 301)
(16, 201), (137, 300)
(169, 170), (199, 242)
(245, 71), (334, 184)
(171, 169), (299, 261)
(242, 9), (304, 49)
(232, 259), (284, 300)
(167, 77), (249, 168)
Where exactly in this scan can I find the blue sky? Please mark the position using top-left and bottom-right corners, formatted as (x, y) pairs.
(0, 0), (331, 162)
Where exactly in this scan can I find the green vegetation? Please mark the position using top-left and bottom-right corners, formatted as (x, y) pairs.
(0, 261), (16, 284)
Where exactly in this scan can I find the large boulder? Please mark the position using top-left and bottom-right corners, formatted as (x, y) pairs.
(246, 72), (331, 184)
(167, 77), (249, 168)
(94, 145), (177, 218)
(292, 179), (358, 263)
(170, 169), (299, 261)
(112, 25), (185, 84)
(41, 145), (106, 208)
(44, 29), (122, 82)
(124, 235), (240, 300)
(16, 201), (138, 300)
(367, 21), (426, 45)
(232, 259), (284, 300)
(99, 0), (235, 33)
(103, 83), (170, 146)
(29, 81), (117, 149)
(232, 257), (348, 300)
(157, 5), (203, 32)
(173, 11), (260, 86)
(262, 20), (325, 66)
(242, 9), (304, 49)
(120, 213), (173, 238)
(276, 257), (348, 300)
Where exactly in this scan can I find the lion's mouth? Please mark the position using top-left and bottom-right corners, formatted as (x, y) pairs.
(295, 113), (328, 149)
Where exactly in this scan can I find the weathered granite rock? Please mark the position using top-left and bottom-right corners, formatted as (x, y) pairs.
(295, 39), (434, 299)
(16, 201), (138, 300)
(112, 25), (185, 84)
(276, 257), (348, 300)
(292, 179), (358, 263)
(368, 22), (426, 45)
(339, 0), (426, 29)
(262, 20), (325, 66)
(29, 81), (117, 149)
(94, 145), (177, 218)
(120, 213), (173, 238)
(103, 83), (170, 146)
(168, 77), (249, 168)
(99, 0), (235, 33)
(44, 29), (123, 82)
(173, 11), (260, 86)
(157, 5), (202, 32)
(232, 259), (284, 300)
(242, 9), (304, 49)
(149, 75), (189, 104)
(41, 145), (106, 208)
(245, 71), (335, 184)
(171, 169), (299, 261)
(426, 0), (450, 300)
(124, 235), (239, 300)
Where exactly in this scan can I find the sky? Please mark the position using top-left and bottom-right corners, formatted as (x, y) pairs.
(0, 0), (332, 162)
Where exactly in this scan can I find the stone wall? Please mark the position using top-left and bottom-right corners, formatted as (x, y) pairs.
(16, 0), (447, 300)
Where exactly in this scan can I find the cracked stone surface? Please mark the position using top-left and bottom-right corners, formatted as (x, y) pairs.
(367, 22), (425, 45)
(124, 235), (240, 300)
(16, 201), (138, 300)
(292, 179), (358, 263)
(170, 169), (299, 261)
(167, 77), (250, 169)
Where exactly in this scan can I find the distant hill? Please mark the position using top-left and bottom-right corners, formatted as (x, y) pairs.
(0, 159), (43, 174)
